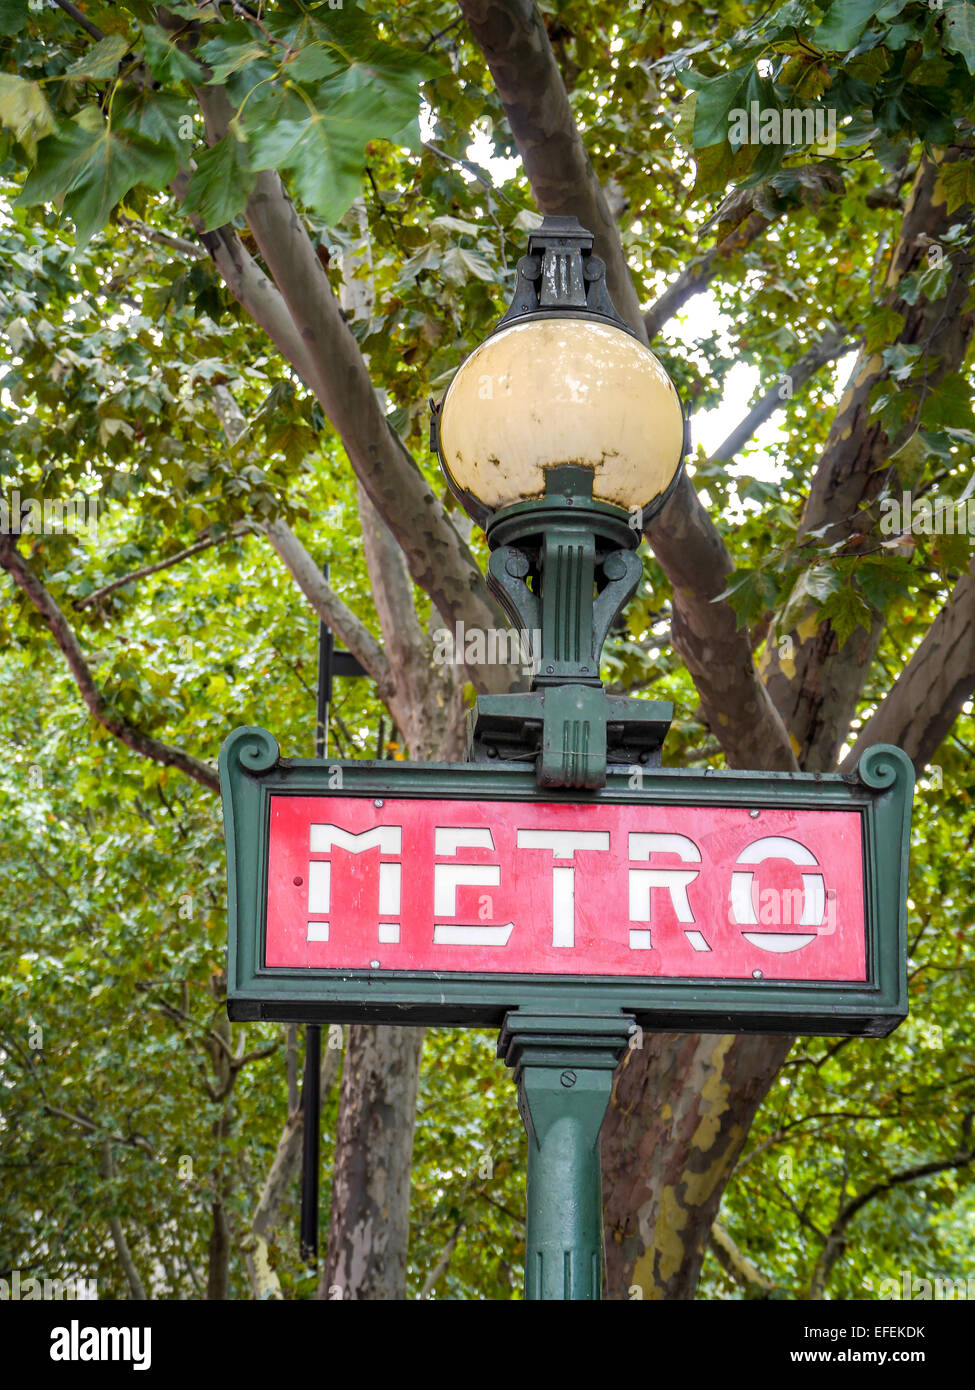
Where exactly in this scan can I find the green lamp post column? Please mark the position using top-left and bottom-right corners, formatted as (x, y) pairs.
(499, 1012), (635, 1299)
(431, 215), (687, 1298)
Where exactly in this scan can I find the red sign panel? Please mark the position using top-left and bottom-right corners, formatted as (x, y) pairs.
(265, 796), (866, 982)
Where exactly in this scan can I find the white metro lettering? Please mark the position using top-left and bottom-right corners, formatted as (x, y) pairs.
(296, 819), (833, 959)
(729, 835), (826, 953)
(307, 823), (402, 943)
(515, 830), (610, 947)
(432, 827), (513, 945)
(627, 832), (706, 951)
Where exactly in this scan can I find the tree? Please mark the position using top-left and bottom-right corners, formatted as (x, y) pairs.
(1, 0), (974, 1299)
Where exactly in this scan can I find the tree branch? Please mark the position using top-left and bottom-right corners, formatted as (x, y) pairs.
(173, 161), (323, 387)
(707, 328), (852, 465)
(262, 519), (392, 697)
(356, 480), (441, 749)
(646, 475), (799, 771)
(457, 0), (646, 339)
(645, 211), (772, 341)
(809, 1142), (975, 1299)
(710, 1220), (775, 1295)
(194, 221), (324, 387)
(53, 0), (105, 43)
(74, 529), (245, 611)
(116, 213), (206, 261)
(99, 1140), (149, 1301)
(0, 536), (219, 792)
(420, 1219), (465, 1298)
(44, 1105), (153, 1157)
(188, 85), (510, 661)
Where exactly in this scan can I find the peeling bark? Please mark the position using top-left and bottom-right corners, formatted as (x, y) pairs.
(318, 1025), (424, 1301)
(602, 1033), (791, 1299)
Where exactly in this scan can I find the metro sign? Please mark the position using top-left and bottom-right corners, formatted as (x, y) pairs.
(221, 728), (914, 1036)
(267, 799), (864, 976)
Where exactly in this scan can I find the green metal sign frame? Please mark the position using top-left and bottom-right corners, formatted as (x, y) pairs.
(221, 727), (913, 1038)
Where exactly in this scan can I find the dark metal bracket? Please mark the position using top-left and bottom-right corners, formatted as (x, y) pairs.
(493, 215), (637, 340)
(470, 468), (672, 788)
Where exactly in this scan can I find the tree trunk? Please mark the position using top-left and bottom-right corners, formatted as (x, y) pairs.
(206, 1196), (231, 1300)
(318, 1025), (424, 1300)
(602, 1032), (791, 1299)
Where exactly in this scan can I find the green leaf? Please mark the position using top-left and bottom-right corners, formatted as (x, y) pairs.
(196, 25), (271, 84)
(287, 37), (440, 130)
(888, 430), (929, 487)
(0, 0), (29, 36)
(247, 89), (389, 223)
(114, 88), (193, 158)
(141, 24), (206, 85)
(896, 260), (951, 306)
(930, 527), (973, 579)
(266, 0), (371, 52)
(0, 74), (55, 158)
(816, 585), (874, 647)
(440, 246), (495, 285)
(389, 114), (421, 154)
(245, 118), (305, 171)
(16, 118), (174, 245)
(944, 0), (975, 75)
(430, 215), (482, 238)
(738, 476), (780, 505)
(869, 386), (913, 439)
(712, 567), (779, 627)
(920, 373), (975, 431)
(182, 134), (256, 231)
(815, 1), (890, 52)
(855, 554), (913, 612)
(863, 303), (906, 352)
(396, 241), (442, 285)
(779, 564), (843, 634)
(937, 159), (975, 215)
(65, 35), (129, 82)
(882, 342), (922, 381)
(689, 67), (755, 148)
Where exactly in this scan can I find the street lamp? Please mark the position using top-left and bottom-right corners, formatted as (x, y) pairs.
(432, 215), (686, 789)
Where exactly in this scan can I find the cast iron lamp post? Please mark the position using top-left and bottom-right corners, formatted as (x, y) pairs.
(432, 214), (686, 790)
(431, 216), (687, 1298)
(218, 215), (912, 1299)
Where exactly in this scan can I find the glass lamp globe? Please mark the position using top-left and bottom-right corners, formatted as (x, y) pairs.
(437, 315), (684, 523)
